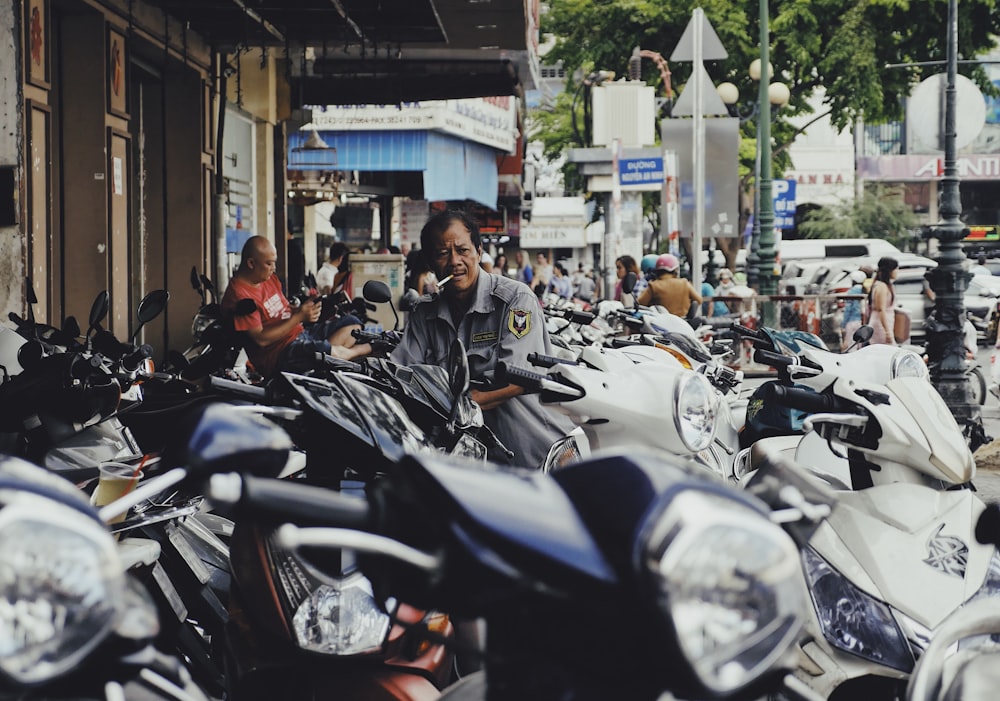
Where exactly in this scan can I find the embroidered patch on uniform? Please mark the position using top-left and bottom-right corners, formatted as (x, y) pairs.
(473, 330), (499, 344)
(508, 309), (531, 338)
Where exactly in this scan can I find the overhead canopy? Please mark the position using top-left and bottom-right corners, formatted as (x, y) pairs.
(143, 0), (536, 102)
(288, 130), (499, 209)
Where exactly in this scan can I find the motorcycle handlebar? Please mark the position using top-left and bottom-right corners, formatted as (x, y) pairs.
(755, 349), (795, 368)
(315, 351), (365, 374)
(564, 309), (595, 325)
(527, 352), (578, 368)
(208, 375), (267, 402)
(495, 361), (546, 392)
(208, 473), (372, 528)
(121, 343), (153, 372)
(766, 384), (842, 414)
(730, 323), (761, 339)
(754, 348), (824, 374)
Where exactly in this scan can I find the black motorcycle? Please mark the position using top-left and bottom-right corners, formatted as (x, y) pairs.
(153, 398), (835, 701)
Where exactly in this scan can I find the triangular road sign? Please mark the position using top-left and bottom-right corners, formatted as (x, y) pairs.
(670, 10), (728, 62)
(671, 64), (731, 117)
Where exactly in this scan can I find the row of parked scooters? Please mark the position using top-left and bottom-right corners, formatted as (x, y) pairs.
(0, 269), (995, 701)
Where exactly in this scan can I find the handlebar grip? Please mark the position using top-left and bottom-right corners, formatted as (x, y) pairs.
(496, 362), (546, 393)
(526, 352), (577, 368)
(121, 343), (153, 372)
(730, 323), (761, 338)
(610, 337), (643, 348)
(317, 352), (364, 374)
(754, 349), (794, 368)
(214, 474), (372, 528)
(565, 309), (596, 325)
(208, 375), (267, 401)
(767, 384), (840, 414)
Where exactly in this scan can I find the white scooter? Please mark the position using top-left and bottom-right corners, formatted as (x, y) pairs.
(735, 344), (996, 699)
(905, 505), (1000, 701)
(498, 344), (740, 477)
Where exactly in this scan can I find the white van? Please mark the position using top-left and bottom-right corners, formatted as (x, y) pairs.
(778, 237), (902, 263)
(778, 238), (908, 295)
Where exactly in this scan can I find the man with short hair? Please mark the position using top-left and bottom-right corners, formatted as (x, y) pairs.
(222, 236), (361, 378)
(315, 242), (350, 296)
(391, 210), (573, 468)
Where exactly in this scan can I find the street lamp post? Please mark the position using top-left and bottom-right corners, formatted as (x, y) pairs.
(718, 63), (788, 293)
(756, 0), (778, 317)
(925, 0), (989, 450)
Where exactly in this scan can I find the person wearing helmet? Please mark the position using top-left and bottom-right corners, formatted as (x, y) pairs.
(637, 254), (702, 317)
(640, 254), (659, 278)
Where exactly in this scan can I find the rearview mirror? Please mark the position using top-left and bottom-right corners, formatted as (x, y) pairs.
(88, 291), (110, 332)
(137, 289), (170, 324)
(132, 289), (170, 342)
(622, 271), (637, 295)
(363, 280), (392, 304)
(363, 280), (400, 330)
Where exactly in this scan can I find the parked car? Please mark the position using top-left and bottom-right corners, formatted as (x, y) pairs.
(895, 271), (1000, 345)
(781, 253), (936, 296)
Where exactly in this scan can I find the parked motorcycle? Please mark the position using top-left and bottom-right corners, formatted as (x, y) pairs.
(496, 343), (739, 476)
(199, 340), (499, 700)
(192, 408), (832, 701)
(0, 451), (211, 700)
(0, 288), (170, 473)
(731, 337), (1000, 699)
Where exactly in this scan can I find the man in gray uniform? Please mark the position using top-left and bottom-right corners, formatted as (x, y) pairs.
(391, 209), (573, 468)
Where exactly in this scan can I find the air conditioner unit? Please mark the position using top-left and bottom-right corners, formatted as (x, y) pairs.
(591, 82), (656, 147)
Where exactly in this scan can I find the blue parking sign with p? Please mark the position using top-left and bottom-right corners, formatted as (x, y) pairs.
(773, 179), (796, 229)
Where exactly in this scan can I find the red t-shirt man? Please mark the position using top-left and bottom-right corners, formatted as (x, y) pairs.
(221, 236), (365, 378)
(222, 273), (302, 377)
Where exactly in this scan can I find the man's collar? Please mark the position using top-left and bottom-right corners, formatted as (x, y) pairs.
(433, 272), (495, 324)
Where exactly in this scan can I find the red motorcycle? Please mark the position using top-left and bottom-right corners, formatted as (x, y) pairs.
(214, 341), (495, 700)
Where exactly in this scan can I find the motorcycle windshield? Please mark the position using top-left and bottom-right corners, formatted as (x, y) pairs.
(764, 327), (826, 353)
(406, 365), (453, 415)
(397, 452), (618, 585)
(282, 373), (429, 462)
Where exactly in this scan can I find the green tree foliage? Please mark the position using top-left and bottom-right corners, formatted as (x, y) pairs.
(798, 185), (919, 247)
(536, 0), (1000, 263)
(541, 0), (1000, 135)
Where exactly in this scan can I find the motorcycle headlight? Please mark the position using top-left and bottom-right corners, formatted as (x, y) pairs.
(541, 433), (584, 473)
(891, 349), (928, 380)
(641, 490), (806, 695)
(0, 498), (125, 684)
(450, 433), (488, 460)
(802, 547), (914, 672)
(674, 373), (718, 452)
(452, 394), (482, 429)
(269, 539), (390, 656)
(191, 313), (214, 339)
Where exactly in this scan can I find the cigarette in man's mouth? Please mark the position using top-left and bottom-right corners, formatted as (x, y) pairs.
(437, 274), (455, 288)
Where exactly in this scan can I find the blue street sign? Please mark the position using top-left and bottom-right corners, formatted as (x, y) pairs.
(619, 157), (665, 184)
(773, 179), (796, 229)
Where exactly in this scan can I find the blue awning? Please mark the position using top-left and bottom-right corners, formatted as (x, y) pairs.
(287, 130), (498, 209)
